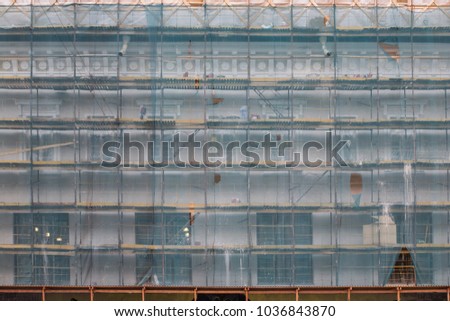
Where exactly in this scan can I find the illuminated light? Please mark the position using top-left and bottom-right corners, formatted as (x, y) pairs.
(183, 227), (189, 232)
(56, 237), (63, 242)
(45, 232), (50, 237)
(34, 227), (39, 232)
(185, 232), (190, 237)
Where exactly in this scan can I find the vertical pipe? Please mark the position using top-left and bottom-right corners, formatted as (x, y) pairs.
(118, 128), (124, 285)
(75, 4), (83, 286)
(375, 0), (382, 286)
(246, 2), (252, 286)
(29, 0), (35, 286)
(288, 5), (295, 276)
(116, 0), (123, 287)
(203, 6), (209, 287)
(332, 2), (339, 286)
(445, 89), (448, 119)
(448, 209), (450, 286)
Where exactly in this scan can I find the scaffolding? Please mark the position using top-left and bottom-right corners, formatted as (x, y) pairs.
(0, 0), (449, 290)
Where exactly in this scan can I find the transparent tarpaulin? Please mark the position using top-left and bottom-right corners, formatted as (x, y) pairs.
(0, 1), (448, 286)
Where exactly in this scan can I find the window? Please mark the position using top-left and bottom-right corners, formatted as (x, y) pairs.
(17, 99), (60, 118)
(135, 213), (192, 285)
(14, 213), (70, 285)
(14, 213), (69, 245)
(256, 213), (313, 285)
(15, 255), (70, 285)
(135, 212), (190, 246)
(256, 213), (312, 245)
(136, 253), (191, 286)
(257, 254), (313, 285)
(413, 253), (433, 285)
(392, 212), (432, 244)
(416, 213), (432, 244)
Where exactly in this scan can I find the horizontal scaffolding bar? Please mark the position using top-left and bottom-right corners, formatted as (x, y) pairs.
(0, 201), (448, 213)
(1, 118), (450, 131)
(0, 1), (449, 9)
(0, 243), (450, 255)
(1, 27), (450, 42)
(0, 160), (448, 171)
(0, 76), (449, 91)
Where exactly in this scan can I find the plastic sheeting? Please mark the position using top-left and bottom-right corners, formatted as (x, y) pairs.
(0, 3), (449, 287)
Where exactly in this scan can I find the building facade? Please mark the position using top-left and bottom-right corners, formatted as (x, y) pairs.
(0, 0), (449, 288)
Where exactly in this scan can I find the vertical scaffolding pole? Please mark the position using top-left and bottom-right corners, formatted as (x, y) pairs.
(116, 2), (124, 286)
(246, 3), (252, 285)
(29, 1), (36, 286)
(331, 2), (339, 286)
